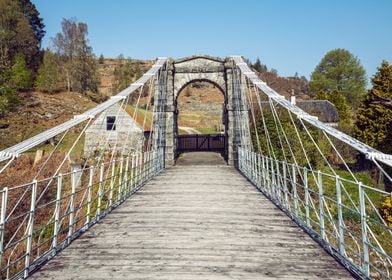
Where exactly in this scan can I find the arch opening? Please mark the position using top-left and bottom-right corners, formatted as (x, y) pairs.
(174, 79), (227, 159)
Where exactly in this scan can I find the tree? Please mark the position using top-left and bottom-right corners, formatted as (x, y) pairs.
(0, 86), (19, 116)
(17, 0), (45, 44)
(253, 58), (267, 73)
(36, 50), (60, 93)
(251, 106), (324, 168)
(17, 0), (45, 71)
(52, 18), (99, 94)
(9, 53), (31, 90)
(112, 57), (142, 94)
(0, 0), (44, 74)
(354, 61), (392, 154)
(310, 49), (367, 108)
(99, 54), (104, 64)
(316, 90), (351, 123)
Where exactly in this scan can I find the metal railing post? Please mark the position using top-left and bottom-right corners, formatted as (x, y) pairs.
(292, 165), (299, 217)
(359, 182), (370, 276)
(138, 152), (143, 187)
(283, 162), (289, 209)
(24, 180), (37, 278)
(53, 175), (62, 249)
(134, 153), (139, 189)
(318, 170), (325, 239)
(266, 157), (271, 193)
(68, 170), (77, 242)
(336, 175), (345, 255)
(0, 187), (8, 262)
(153, 150), (157, 175)
(117, 158), (124, 202)
(97, 163), (104, 219)
(238, 147), (242, 171)
(143, 151), (148, 183)
(123, 157), (129, 196)
(276, 159), (281, 202)
(262, 156), (266, 189)
(86, 167), (93, 225)
(131, 154), (136, 192)
(271, 158), (276, 198)
(109, 160), (115, 207)
(252, 152), (256, 183)
(304, 168), (310, 227)
(257, 153), (262, 189)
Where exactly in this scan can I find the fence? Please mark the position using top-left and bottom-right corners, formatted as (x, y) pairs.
(0, 148), (165, 279)
(238, 147), (392, 279)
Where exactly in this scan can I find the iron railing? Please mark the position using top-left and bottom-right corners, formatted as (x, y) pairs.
(238, 147), (392, 279)
(0, 148), (165, 279)
(177, 134), (226, 154)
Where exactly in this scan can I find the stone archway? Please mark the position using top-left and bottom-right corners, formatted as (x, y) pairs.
(153, 55), (251, 166)
(175, 79), (227, 158)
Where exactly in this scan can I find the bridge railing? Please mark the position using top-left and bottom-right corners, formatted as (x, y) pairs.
(238, 147), (392, 279)
(0, 148), (164, 280)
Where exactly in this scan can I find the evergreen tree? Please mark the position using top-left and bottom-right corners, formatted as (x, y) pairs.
(0, 0), (44, 73)
(253, 58), (262, 72)
(9, 53), (31, 90)
(36, 50), (60, 93)
(0, 86), (19, 116)
(252, 58), (267, 73)
(354, 61), (392, 153)
(99, 54), (104, 64)
(17, 0), (45, 71)
(316, 90), (351, 123)
(310, 49), (367, 108)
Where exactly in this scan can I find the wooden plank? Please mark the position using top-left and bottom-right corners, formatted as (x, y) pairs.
(30, 163), (353, 280)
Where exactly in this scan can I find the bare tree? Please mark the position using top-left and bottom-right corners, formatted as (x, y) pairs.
(52, 18), (99, 93)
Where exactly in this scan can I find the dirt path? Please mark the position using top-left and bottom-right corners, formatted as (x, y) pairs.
(178, 126), (200, 134)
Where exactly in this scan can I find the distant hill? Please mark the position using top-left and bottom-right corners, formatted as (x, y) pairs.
(251, 65), (310, 100)
(97, 58), (153, 96)
(0, 91), (97, 150)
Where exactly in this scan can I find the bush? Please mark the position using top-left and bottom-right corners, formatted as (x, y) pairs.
(9, 53), (31, 90)
(380, 196), (392, 227)
(35, 50), (60, 93)
(0, 86), (20, 116)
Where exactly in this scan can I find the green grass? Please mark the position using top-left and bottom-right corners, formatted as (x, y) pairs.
(197, 127), (220, 134)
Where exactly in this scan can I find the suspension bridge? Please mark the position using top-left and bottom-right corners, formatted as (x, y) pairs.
(0, 55), (391, 279)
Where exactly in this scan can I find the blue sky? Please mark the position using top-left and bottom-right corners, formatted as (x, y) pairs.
(33, 0), (391, 80)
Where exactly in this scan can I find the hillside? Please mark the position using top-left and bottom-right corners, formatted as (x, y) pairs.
(0, 58), (311, 150)
(0, 58), (152, 151)
(0, 91), (97, 150)
(97, 58), (154, 96)
(177, 82), (224, 134)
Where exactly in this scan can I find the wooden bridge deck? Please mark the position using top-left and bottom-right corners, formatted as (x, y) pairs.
(31, 154), (353, 279)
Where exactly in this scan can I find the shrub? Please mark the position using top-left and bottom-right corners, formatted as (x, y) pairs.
(380, 196), (392, 227)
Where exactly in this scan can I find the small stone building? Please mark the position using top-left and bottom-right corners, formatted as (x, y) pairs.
(290, 96), (340, 126)
(259, 97), (340, 126)
(84, 103), (144, 156)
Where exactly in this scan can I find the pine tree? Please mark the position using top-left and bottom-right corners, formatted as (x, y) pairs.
(0, 85), (19, 116)
(354, 61), (392, 153)
(316, 90), (351, 123)
(9, 53), (31, 90)
(36, 50), (60, 93)
(99, 54), (104, 64)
